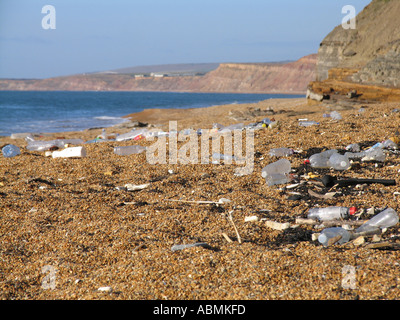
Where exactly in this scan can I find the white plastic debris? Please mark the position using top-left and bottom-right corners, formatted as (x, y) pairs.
(52, 146), (87, 158)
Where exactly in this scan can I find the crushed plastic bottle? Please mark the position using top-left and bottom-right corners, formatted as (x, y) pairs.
(309, 149), (338, 169)
(328, 152), (351, 170)
(308, 206), (356, 221)
(345, 143), (360, 153)
(219, 123), (244, 133)
(330, 111), (342, 120)
(25, 137), (84, 151)
(318, 227), (351, 246)
(114, 145), (146, 156)
(115, 129), (149, 142)
(2, 144), (21, 158)
(269, 147), (294, 157)
(261, 159), (291, 186)
(355, 208), (399, 233)
(211, 152), (238, 162)
(299, 120), (319, 127)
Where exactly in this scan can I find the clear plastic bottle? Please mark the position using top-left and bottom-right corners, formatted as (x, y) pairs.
(355, 208), (399, 233)
(114, 145), (146, 155)
(345, 143), (360, 152)
(330, 111), (342, 120)
(261, 159), (291, 178)
(2, 144), (21, 158)
(328, 152), (351, 170)
(308, 206), (356, 221)
(318, 227), (351, 246)
(115, 129), (148, 142)
(261, 159), (291, 186)
(269, 147), (294, 157)
(309, 149), (338, 168)
(299, 120), (319, 127)
(211, 152), (238, 162)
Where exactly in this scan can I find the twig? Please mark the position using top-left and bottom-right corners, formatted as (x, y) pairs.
(221, 232), (233, 243)
(228, 211), (242, 244)
(164, 199), (228, 205)
(295, 217), (366, 228)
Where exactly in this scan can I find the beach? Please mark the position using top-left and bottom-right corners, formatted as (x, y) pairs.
(2, 96), (400, 300)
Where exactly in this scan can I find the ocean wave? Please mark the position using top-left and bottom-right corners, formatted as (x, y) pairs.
(94, 116), (127, 121)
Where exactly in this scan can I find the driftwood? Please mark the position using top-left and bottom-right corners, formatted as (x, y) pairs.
(295, 218), (366, 228)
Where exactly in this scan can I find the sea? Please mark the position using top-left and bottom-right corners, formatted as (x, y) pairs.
(0, 91), (304, 137)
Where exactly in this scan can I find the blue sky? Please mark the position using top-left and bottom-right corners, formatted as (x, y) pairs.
(0, 0), (371, 79)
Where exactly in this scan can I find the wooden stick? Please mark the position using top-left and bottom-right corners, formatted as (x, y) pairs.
(228, 211), (242, 244)
(221, 232), (233, 243)
(295, 218), (366, 227)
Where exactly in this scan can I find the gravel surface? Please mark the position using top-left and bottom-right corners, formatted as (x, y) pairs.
(1, 98), (400, 300)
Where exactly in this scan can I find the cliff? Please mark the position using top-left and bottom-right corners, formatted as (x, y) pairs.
(0, 54), (317, 94)
(308, 0), (400, 102)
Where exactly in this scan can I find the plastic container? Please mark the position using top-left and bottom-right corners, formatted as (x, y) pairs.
(328, 152), (351, 170)
(211, 152), (238, 162)
(355, 208), (399, 233)
(299, 121), (319, 127)
(52, 146), (86, 158)
(318, 227), (351, 246)
(2, 144), (21, 158)
(25, 137), (83, 151)
(330, 111), (342, 120)
(115, 129), (148, 142)
(345, 143), (360, 153)
(269, 148), (294, 157)
(261, 159), (291, 186)
(309, 149), (338, 169)
(265, 173), (290, 186)
(308, 206), (356, 221)
(261, 159), (291, 178)
(114, 145), (146, 156)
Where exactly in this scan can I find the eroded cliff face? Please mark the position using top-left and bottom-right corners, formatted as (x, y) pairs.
(0, 54), (317, 94)
(310, 0), (400, 102)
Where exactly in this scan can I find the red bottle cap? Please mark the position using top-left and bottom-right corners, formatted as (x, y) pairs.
(349, 207), (357, 215)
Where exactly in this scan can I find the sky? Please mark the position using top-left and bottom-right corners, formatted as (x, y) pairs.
(0, 0), (372, 79)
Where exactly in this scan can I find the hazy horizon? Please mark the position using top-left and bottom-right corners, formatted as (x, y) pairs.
(0, 0), (371, 79)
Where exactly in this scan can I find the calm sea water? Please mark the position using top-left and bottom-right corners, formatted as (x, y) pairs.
(0, 91), (304, 136)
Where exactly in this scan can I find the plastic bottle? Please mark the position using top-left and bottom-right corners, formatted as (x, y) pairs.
(52, 146), (87, 158)
(2, 144), (21, 158)
(261, 159), (291, 186)
(330, 111), (342, 120)
(114, 145), (146, 155)
(299, 120), (319, 127)
(261, 158), (291, 178)
(345, 143), (360, 152)
(318, 227), (351, 246)
(355, 208), (399, 233)
(328, 152), (351, 170)
(211, 152), (238, 162)
(309, 149), (338, 169)
(269, 147), (294, 157)
(25, 137), (83, 151)
(308, 206), (356, 221)
(115, 129), (148, 142)
(382, 139), (398, 150)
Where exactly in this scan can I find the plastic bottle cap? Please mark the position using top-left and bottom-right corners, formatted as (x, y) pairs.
(349, 207), (357, 215)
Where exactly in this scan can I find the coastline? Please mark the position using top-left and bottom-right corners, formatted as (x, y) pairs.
(2, 96), (400, 300)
